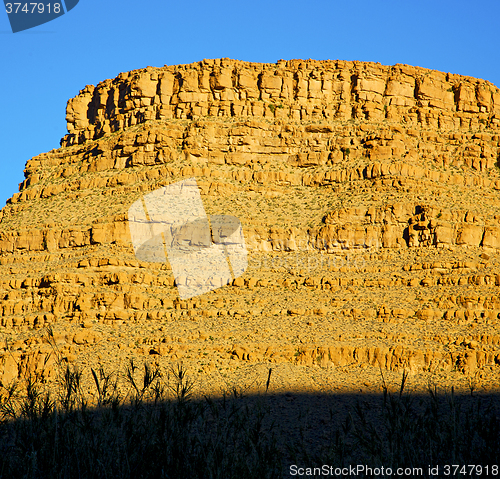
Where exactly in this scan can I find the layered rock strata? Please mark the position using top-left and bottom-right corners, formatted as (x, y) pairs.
(1, 59), (500, 395)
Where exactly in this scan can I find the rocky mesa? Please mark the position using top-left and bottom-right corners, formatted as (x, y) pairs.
(1, 58), (500, 396)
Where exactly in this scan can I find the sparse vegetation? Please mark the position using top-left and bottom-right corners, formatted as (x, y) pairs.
(341, 146), (351, 157)
(3, 59), (500, 478)
(0, 365), (499, 478)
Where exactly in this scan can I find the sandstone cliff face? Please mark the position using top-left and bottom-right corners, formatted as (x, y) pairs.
(62, 58), (500, 145)
(1, 59), (500, 394)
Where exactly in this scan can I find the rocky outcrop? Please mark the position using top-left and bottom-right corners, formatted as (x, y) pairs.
(61, 59), (500, 146)
(1, 59), (500, 394)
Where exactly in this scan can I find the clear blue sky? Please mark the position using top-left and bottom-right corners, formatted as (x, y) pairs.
(1, 0), (499, 208)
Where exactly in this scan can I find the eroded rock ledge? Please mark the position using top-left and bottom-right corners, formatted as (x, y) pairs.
(62, 58), (500, 146)
(2, 59), (500, 394)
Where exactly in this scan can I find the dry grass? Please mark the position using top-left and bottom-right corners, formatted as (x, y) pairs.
(0, 356), (499, 479)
